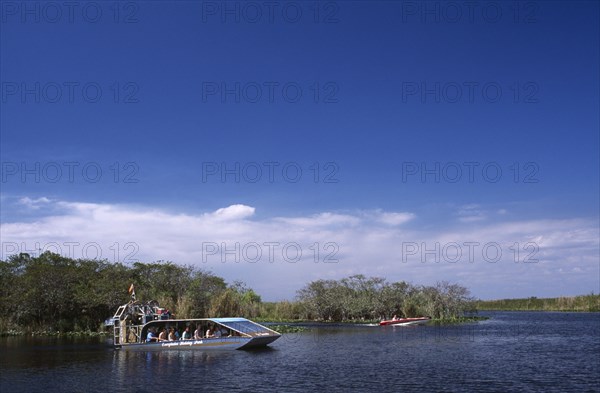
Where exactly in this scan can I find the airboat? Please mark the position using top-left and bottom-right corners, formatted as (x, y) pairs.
(379, 316), (431, 326)
(107, 296), (280, 350)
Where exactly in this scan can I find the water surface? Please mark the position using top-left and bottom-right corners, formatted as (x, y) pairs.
(1, 312), (599, 392)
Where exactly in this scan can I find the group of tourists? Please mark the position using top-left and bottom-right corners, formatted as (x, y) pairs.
(146, 325), (230, 342)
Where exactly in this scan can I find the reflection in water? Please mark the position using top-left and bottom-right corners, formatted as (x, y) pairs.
(0, 336), (108, 370)
(112, 348), (222, 388)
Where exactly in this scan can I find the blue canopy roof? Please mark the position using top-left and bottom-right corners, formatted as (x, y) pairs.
(210, 317), (250, 323)
(210, 318), (277, 336)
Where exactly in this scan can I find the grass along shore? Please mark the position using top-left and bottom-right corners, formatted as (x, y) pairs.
(242, 315), (491, 328)
(476, 294), (600, 312)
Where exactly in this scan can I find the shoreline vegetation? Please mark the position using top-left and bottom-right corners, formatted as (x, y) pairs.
(0, 253), (596, 337)
(476, 295), (600, 312)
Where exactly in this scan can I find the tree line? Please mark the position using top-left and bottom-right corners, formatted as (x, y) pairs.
(0, 252), (261, 333)
(293, 275), (475, 321)
(0, 253), (476, 333)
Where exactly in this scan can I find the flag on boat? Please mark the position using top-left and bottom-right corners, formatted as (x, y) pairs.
(128, 283), (136, 301)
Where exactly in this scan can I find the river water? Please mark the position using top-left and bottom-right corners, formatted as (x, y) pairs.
(1, 312), (599, 392)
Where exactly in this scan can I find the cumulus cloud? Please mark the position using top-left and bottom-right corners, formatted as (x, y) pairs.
(18, 196), (51, 209)
(210, 204), (255, 221)
(375, 211), (416, 226)
(1, 197), (598, 301)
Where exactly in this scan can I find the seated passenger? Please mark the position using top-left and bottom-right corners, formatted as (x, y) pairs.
(181, 327), (192, 340)
(146, 328), (158, 342)
(168, 327), (176, 341)
(214, 328), (222, 338)
(194, 326), (202, 340)
(158, 328), (167, 341)
(205, 327), (214, 338)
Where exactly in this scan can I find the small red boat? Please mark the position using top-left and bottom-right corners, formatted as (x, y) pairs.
(379, 317), (430, 326)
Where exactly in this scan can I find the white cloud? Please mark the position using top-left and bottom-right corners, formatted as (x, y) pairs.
(275, 212), (361, 228)
(1, 198), (598, 301)
(375, 211), (415, 226)
(209, 204), (255, 221)
(18, 196), (51, 209)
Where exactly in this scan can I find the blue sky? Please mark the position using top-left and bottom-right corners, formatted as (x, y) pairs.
(1, 1), (599, 300)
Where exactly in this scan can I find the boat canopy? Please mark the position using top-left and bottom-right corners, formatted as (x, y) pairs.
(210, 318), (278, 337)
